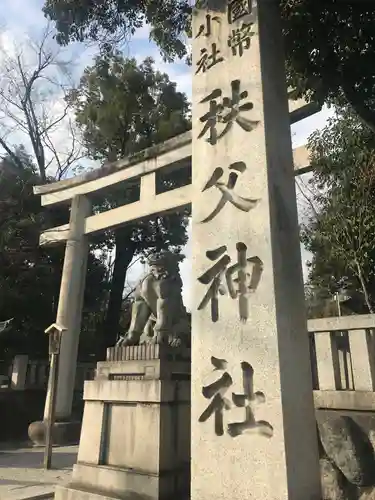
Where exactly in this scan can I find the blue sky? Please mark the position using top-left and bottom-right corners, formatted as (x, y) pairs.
(1, 0), (334, 308)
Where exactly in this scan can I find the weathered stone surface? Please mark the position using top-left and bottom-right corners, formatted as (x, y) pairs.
(41, 195), (91, 423)
(117, 250), (190, 347)
(191, 1), (321, 500)
(320, 458), (355, 500)
(28, 420), (81, 446)
(360, 486), (375, 500)
(55, 355), (190, 500)
(318, 415), (375, 486)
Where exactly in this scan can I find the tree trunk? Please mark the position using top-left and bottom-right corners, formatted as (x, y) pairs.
(355, 260), (374, 314)
(100, 227), (135, 357)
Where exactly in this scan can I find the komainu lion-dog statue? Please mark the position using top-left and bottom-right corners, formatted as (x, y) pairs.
(116, 251), (191, 347)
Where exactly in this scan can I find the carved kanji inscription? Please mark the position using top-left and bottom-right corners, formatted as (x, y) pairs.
(200, 161), (259, 222)
(198, 80), (259, 145)
(197, 243), (263, 322)
(199, 356), (273, 438)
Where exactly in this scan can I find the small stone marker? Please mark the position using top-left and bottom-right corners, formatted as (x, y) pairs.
(191, 1), (321, 499)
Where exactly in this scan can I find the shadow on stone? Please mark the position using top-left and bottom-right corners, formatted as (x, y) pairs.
(318, 415), (375, 487)
(320, 457), (357, 500)
(0, 450), (77, 470)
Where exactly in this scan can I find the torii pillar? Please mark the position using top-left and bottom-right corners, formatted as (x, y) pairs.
(29, 195), (91, 445)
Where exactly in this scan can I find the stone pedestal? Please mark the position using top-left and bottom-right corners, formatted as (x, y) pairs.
(55, 345), (190, 500)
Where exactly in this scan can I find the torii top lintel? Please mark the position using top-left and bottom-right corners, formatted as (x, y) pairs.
(33, 98), (319, 246)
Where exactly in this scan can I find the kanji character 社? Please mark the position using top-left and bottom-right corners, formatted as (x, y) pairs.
(227, 361), (273, 438)
(199, 356), (233, 436)
(196, 43), (224, 74)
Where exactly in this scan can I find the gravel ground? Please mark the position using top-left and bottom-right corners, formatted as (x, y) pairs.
(0, 444), (77, 499)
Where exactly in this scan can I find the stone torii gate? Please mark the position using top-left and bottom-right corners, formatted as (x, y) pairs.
(32, 130), (309, 423)
(31, 1), (322, 498)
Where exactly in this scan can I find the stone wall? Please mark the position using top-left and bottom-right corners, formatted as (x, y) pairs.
(318, 410), (375, 500)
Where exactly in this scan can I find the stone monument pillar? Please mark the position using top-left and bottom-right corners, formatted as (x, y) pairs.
(191, 1), (321, 499)
(55, 345), (191, 500)
(29, 194), (91, 445)
(11, 355), (28, 390)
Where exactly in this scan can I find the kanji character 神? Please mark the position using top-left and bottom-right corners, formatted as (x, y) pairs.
(228, 22), (254, 57)
(198, 79), (259, 145)
(228, 0), (253, 24)
(197, 243), (263, 322)
(200, 161), (259, 222)
(196, 43), (224, 74)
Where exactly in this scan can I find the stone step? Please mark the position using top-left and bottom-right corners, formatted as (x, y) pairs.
(55, 484), (123, 500)
(4, 484), (55, 500)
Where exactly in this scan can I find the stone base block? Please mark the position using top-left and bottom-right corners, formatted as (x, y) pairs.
(54, 463), (190, 500)
(55, 347), (191, 500)
(55, 484), (122, 500)
(56, 484), (189, 500)
(28, 420), (81, 446)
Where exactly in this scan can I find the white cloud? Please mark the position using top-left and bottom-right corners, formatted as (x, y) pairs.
(132, 24), (151, 41)
(0, 19), (100, 178)
(292, 105), (334, 147)
(0, 2), (331, 302)
(0, 0), (46, 36)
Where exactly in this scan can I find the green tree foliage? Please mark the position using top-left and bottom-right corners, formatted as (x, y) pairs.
(304, 285), (353, 320)
(43, 0), (191, 62)
(301, 108), (375, 314)
(43, 1), (375, 129)
(0, 148), (109, 360)
(283, 1), (375, 131)
(68, 52), (191, 351)
(68, 54), (190, 157)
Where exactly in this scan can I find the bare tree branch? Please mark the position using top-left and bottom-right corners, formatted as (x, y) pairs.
(296, 176), (320, 220)
(0, 23), (86, 181)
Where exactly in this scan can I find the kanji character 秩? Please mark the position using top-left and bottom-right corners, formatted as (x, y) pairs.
(198, 79), (259, 145)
